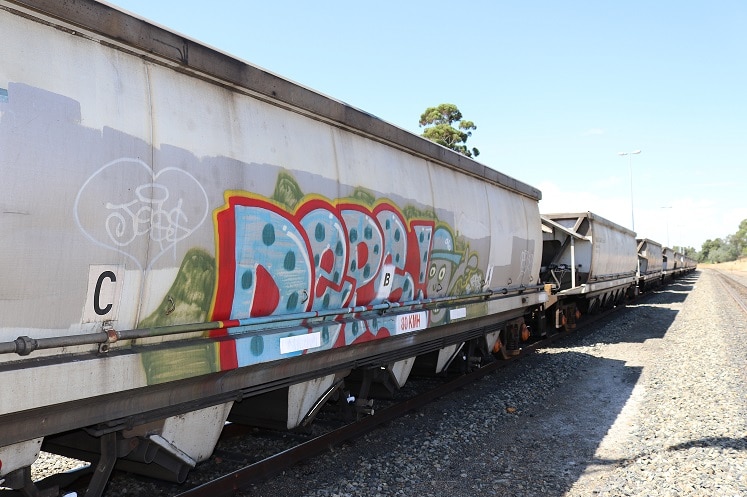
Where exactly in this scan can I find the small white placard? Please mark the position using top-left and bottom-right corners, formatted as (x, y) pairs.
(82, 265), (125, 323)
(395, 311), (428, 335)
(449, 307), (467, 320)
(376, 264), (396, 300)
(280, 332), (321, 354)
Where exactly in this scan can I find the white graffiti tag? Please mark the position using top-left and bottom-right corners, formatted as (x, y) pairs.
(75, 158), (209, 271)
(104, 183), (190, 250)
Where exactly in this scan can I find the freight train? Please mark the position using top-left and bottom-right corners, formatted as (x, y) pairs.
(0, 1), (695, 495)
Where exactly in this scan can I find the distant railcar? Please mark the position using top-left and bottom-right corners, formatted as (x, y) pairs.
(663, 247), (683, 280)
(636, 238), (664, 291)
(539, 212), (638, 329)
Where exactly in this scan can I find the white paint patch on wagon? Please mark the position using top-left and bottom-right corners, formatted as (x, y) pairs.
(280, 332), (322, 354)
(449, 307), (467, 320)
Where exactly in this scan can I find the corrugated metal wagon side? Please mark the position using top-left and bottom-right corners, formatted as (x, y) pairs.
(0, 0), (545, 493)
(539, 212), (638, 330)
(636, 238), (664, 292)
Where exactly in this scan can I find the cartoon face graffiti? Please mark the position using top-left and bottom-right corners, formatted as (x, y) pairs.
(428, 227), (462, 297)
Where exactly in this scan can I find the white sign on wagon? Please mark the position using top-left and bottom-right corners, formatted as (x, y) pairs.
(82, 264), (125, 323)
(395, 311), (428, 335)
(375, 264), (395, 300)
(280, 332), (321, 354)
(449, 307), (467, 320)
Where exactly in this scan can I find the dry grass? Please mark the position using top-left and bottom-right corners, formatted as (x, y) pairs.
(699, 257), (747, 272)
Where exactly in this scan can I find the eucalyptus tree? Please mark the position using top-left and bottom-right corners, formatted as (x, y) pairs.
(419, 103), (479, 158)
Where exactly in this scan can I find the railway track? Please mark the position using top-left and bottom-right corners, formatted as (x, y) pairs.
(175, 349), (533, 497)
(713, 269), (747, 315)
(169, 303), (631, 497)
(12, 307), (621, 497)
(20, 286), (672, 497)
(25, 283), (677, 497)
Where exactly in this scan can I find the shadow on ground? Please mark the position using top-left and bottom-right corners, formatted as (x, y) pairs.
(586, 271), (700, 345)
(243, 274), (701, 497)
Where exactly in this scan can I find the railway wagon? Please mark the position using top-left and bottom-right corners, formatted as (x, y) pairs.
(539, 212), (638, 329)
(636, 238), (664, 292)
(677, 254), (697, 276)
(662, 247), (677, 279)
(681, 255), (698, 273)
(662, 247), (688, 280)
(0, 0), (547, 494)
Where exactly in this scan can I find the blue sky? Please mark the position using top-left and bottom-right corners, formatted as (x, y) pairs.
(105, 0), (747, 250)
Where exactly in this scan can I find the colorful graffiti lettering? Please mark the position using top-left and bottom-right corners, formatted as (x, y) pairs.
(210, 191), (440, 321)
(136, 172), (488, 378)
(208, 172), (470, 371)
(210, 173), (486, 325)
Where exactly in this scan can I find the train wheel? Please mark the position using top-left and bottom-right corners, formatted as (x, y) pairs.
(493, 325), (524, 359)
(492, 330), (511, 360)
(558, 304), (579, 331)
(601, 292), (612, 309)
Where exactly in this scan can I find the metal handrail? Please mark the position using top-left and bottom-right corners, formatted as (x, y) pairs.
(0, 284), (545, 356)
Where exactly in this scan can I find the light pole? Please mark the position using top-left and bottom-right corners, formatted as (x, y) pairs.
(618, 150), (641, 231)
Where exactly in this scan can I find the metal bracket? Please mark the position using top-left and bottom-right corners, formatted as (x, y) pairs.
(98, 322), (117, 354)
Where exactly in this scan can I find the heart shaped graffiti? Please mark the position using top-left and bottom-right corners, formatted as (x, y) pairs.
(74, 158), (209, 271)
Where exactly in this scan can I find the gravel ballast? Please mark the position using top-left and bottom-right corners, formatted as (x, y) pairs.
(241, 269), (747, 497)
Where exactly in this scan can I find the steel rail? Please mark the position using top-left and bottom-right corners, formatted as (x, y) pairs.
(714, 270), (747, 315)
(174, 347), (533, 497)
(171, 304), (627, 497)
